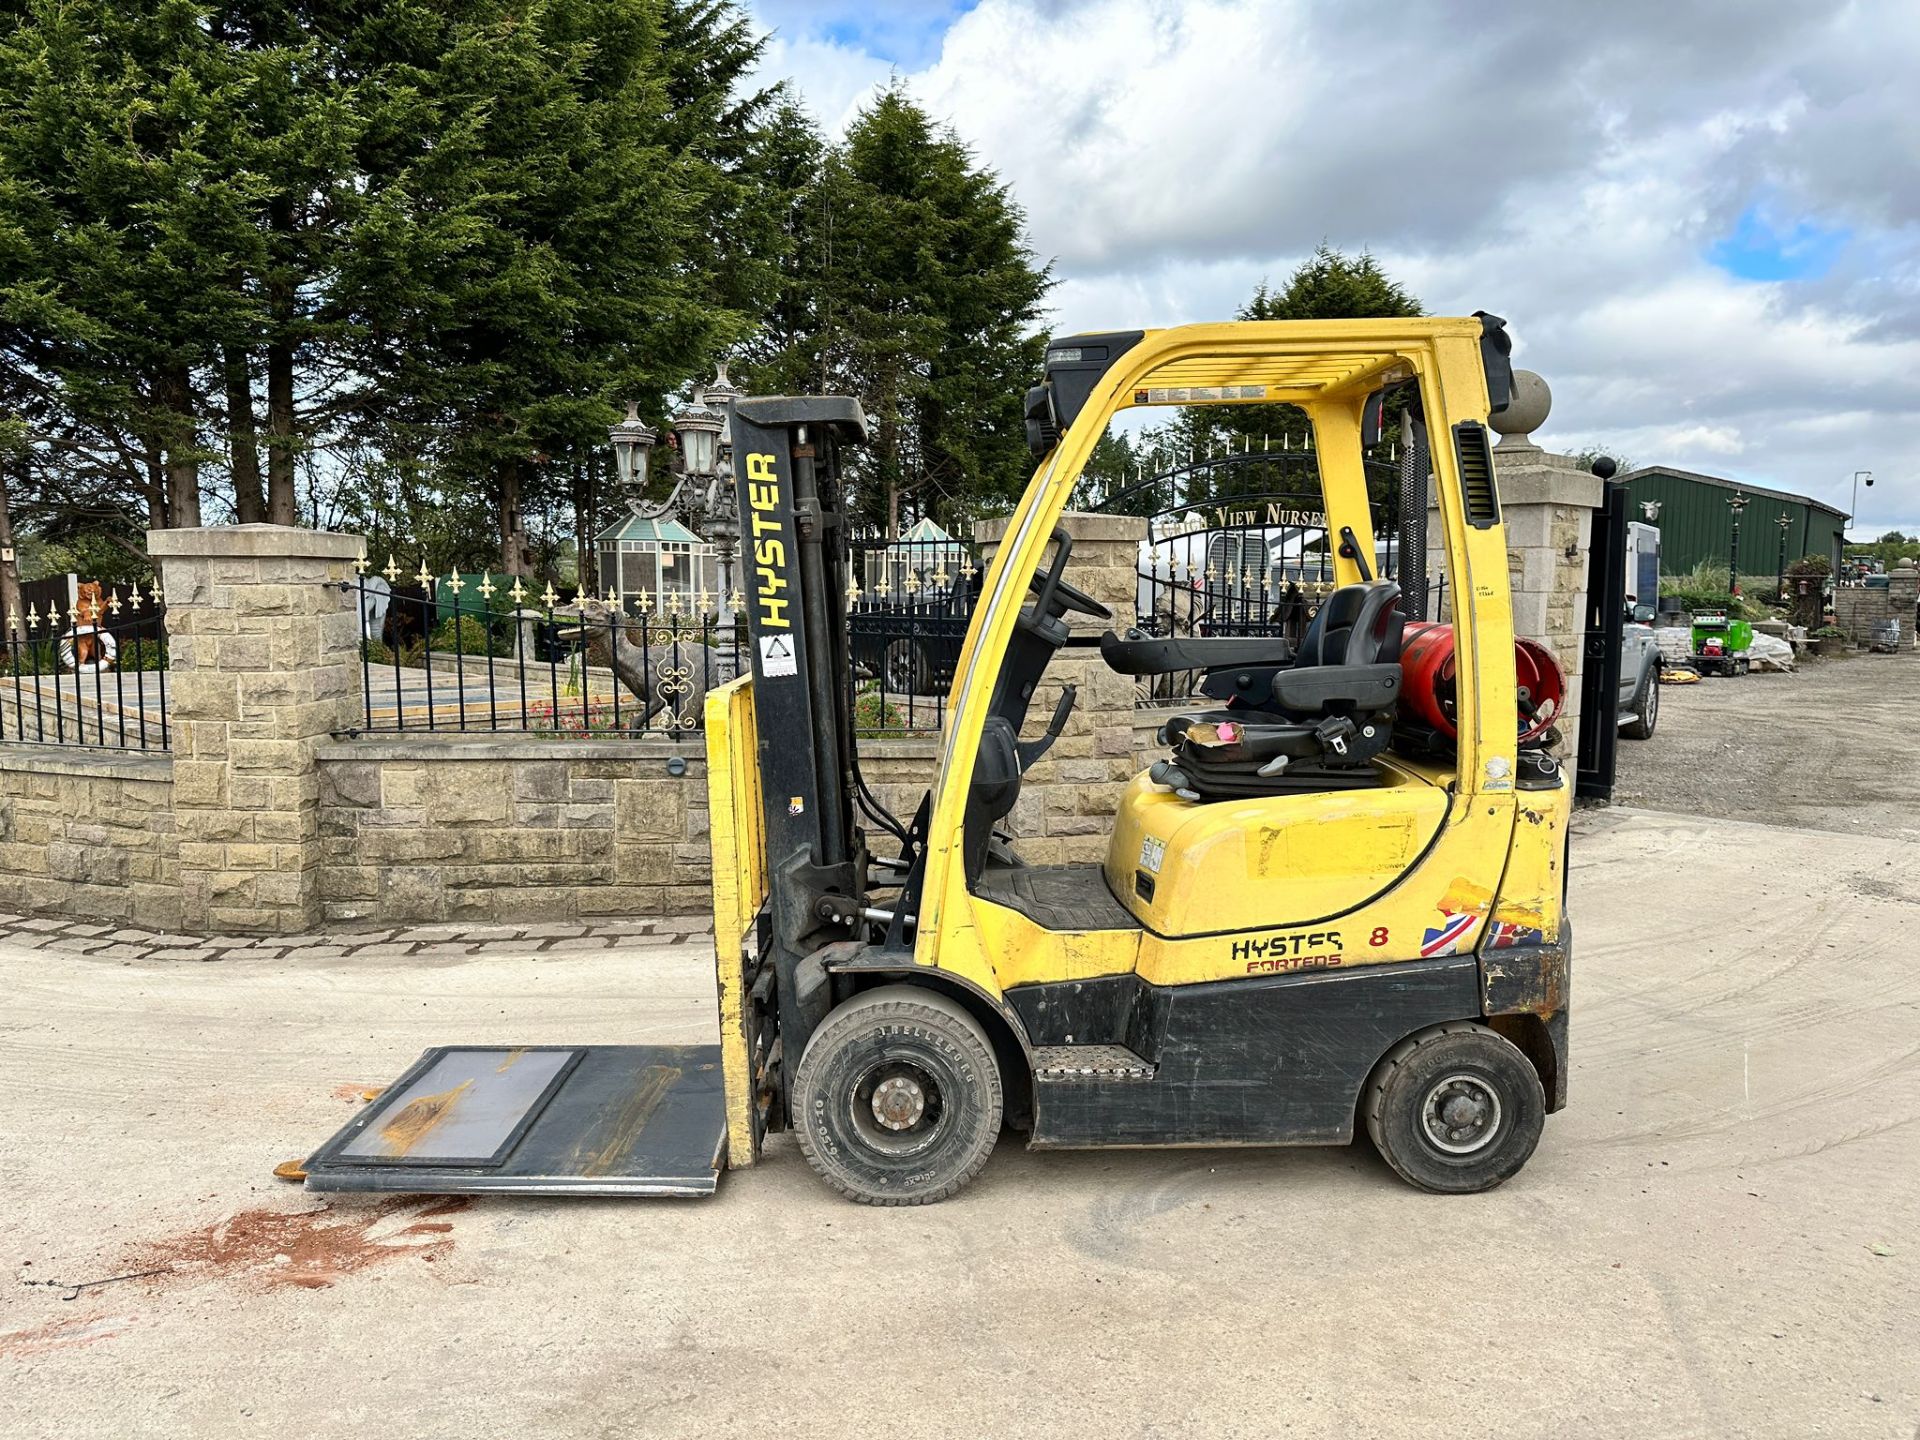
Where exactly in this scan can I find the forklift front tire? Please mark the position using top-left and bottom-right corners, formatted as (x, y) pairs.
(1363, 1021), (1545, 1194)
(792, 985), (1003, 1206)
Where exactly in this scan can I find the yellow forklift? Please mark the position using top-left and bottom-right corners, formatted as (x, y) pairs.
(299, 315), (1573, 1204)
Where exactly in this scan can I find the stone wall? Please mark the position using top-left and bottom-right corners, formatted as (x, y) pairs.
(0, 492), (1608, 936)
(1834, 570), (1918, 648)
(973, 511), (1147, 864)
(313, 735), (942, 925)
(0, 748), (179, 929)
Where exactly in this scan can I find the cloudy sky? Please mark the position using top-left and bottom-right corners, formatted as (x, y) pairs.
(745, 0), (1918, 536)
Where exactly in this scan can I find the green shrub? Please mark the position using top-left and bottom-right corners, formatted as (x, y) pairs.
(362, 637), (393, 666)
(429, 611), (503, 656)
(853, 687), (904, 735)
(118, 637), (169, 670)
(1812, 624), (1846, 639)
(1662, 583), (1734, 615)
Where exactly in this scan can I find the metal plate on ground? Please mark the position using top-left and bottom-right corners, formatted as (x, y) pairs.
(301, 1044), (727, 1197)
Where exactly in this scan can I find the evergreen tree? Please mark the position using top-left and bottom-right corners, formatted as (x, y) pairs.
(0, 0), (269, 529)
(754, 89), (1052, 535)
(334, 0), (781, 574)
(3, 0), (789, 578)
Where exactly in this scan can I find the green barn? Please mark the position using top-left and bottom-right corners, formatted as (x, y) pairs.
(1614, 465), (1848, 579)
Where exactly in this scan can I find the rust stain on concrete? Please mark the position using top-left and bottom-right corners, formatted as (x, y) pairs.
(122, 1196), (472, 1294)
(0, 1312), (137, 1361)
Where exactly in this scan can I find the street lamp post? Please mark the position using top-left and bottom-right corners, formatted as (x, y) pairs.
(1849, 469), (1874, 541)
(702, 363), (745, 621)
(1727, 491), (1749, 597)
(608, 401), (658, 505)
(607, 364), (745, 619)
(1775, 513), (1792, 600)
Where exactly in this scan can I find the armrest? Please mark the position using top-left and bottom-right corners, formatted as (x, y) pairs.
(1098, 629), (1291, 676)
(1272, 662), (1401, 714)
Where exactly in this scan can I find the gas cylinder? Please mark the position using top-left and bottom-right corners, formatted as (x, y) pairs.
(1398, 621), (1565, 745)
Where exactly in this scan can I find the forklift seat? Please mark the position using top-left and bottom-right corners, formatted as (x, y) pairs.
(1151, 580), (1405, 799)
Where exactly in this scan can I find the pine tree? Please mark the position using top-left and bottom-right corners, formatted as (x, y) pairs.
(754, 89), (1052, 535)
(334, 0), (782, 574)
(1181, 245), (1424, 460)
(0, 0), (270, 528)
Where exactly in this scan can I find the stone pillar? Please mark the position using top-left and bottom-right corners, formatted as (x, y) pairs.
(973, 510), (1147, 864)
(1426, 371), (1604, 765)
(1890, 568), (1918, 649)
(148, 524), (363, 933)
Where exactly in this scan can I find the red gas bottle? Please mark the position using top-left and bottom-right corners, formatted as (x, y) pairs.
(1398, 621), (1566, 745)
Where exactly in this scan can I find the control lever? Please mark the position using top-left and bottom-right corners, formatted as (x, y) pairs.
(1017, 684), (1077, 769)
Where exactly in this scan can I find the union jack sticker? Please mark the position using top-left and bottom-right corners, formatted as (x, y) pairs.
(1420, 910), (1478, 958)
(1487, 920), (1542, 949)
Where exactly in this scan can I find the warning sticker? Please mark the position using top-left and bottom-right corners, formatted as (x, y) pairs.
(1137, 384), (1268, 405)
(758, 634), (797, 677)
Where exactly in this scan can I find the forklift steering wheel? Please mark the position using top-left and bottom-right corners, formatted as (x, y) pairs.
(1026, 566), (1111, 621)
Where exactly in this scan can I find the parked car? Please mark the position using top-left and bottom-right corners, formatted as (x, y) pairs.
(1619, 604), (1661, 739)
(849, 595), (974, 695)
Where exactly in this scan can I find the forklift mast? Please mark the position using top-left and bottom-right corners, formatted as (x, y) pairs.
(727, 397), (872, 1114)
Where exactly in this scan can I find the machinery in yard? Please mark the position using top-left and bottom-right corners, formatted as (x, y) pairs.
(298, 315), (1575, 1204)
(1689, 610), (1753, 677)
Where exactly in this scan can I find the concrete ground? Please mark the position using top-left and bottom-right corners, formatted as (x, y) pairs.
(1613, 649), (1920, 839)
(3, 808), (1916, 1439)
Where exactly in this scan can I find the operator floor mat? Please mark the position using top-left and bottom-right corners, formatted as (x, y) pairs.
(974, 863), (1141, 931)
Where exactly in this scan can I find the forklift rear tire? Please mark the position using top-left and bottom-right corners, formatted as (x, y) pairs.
(792, 985), (1003, 1205)
(1363, 1021), (1545, 1194)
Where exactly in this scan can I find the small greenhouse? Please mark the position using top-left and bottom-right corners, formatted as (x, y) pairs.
(861, 517), (971, 603)
(596, 513), (717, 609)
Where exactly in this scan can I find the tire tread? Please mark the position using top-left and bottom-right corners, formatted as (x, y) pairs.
(793, 985), (1003, 1207)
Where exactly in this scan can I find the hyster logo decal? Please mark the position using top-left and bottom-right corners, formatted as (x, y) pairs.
(745, 451), (790, 630)
(1233, 930), (1343, 974)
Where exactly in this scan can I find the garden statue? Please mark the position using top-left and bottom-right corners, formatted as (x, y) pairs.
(568, 597), (741, 734)
(359, 574), (392, 642)
(62, 580), (117, 671)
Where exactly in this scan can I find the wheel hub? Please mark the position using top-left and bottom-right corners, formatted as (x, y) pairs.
(871, 1075), (926, 1131)
(1422, 1073), (1503, 1155)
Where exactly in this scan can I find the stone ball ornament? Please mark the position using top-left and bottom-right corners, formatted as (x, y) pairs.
(1490, 369), (1551, 442)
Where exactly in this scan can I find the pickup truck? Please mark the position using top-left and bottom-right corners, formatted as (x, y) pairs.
(1618, 604), (1661, 739)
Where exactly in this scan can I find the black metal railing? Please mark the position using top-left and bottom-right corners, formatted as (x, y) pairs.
(1, 583), (170, 751)
(347, 564), (752, 739)
(1077, 446), (1416, 706)
(351, 539), (983, 742)
(846, 534), (981, 737)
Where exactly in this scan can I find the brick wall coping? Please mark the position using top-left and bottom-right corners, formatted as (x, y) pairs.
(0, 743), (173, 782)
(148, 523), (365, 560)
(851, 737), (942, 760)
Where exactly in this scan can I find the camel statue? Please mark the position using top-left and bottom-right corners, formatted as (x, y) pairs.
(568, 597), (742, 735)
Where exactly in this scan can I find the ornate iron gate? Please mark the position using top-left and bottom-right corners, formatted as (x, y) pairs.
(1072, 442), (1422, 700)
